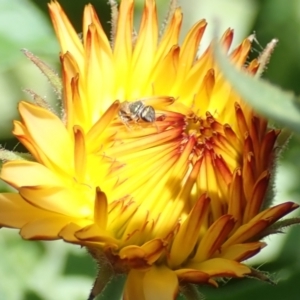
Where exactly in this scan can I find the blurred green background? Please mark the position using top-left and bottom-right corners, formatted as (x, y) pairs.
(1, 0), (300, 299)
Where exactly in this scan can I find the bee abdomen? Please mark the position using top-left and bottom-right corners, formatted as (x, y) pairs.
(140, 106), (155, 122)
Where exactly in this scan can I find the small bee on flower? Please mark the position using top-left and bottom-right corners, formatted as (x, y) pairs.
(118, 100), (156, 125)
(0, 1), (300, 300)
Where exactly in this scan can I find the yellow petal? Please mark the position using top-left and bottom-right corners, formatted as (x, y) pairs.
(59, 222), (93, 244)
(19, 185), (92, 218)
(129, 0), (158, 96)
(1, 161), (64, 188)
(113, 0), (134, 98)
(0, 193), (63, 229)
(75, 223), (120, 246)
(15, 101), (75, 174)
(48, 1), (84, 69)
(20, 216), (74, 240)
(169, 194), (210, 268)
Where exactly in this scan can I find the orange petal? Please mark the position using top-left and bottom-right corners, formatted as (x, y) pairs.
(259, 129), (279, 170)
(120, 239), (164, 265)
(230, 38), (252, 66)
(141, 239), (165, 264)
(228, 168), (243, 228)
(143, 265), (178, 300)
(243, 170), (270, 223)
(187, 258), (251, 278)
(251, 201), (298, 223)
(175, 269), (210, 285)
(123, 269), (146, 300)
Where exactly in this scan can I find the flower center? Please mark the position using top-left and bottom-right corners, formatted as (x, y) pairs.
(184, 107), (242, 175)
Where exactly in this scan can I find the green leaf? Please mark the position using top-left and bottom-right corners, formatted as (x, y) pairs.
(214, 40), (300, 135)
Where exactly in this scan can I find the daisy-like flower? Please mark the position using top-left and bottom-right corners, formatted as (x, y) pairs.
(0, 0), (299, 299)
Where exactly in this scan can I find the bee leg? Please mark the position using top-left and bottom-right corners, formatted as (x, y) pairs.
(119, 115), (133, 131)
(123, 122), (133, 131)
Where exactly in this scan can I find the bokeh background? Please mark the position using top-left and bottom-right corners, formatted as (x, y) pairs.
(1, 0), (300, 299)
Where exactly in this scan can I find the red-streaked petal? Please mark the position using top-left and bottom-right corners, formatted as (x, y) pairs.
(223, 202), (298, 247)
(220, 242), (266, 261)
(193, 215), (235, 262)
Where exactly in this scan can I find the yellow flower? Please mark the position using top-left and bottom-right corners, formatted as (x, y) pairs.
(0, 0), (298, 299)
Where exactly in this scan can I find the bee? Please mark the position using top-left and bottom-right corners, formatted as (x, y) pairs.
(118, 100), (156, 125)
